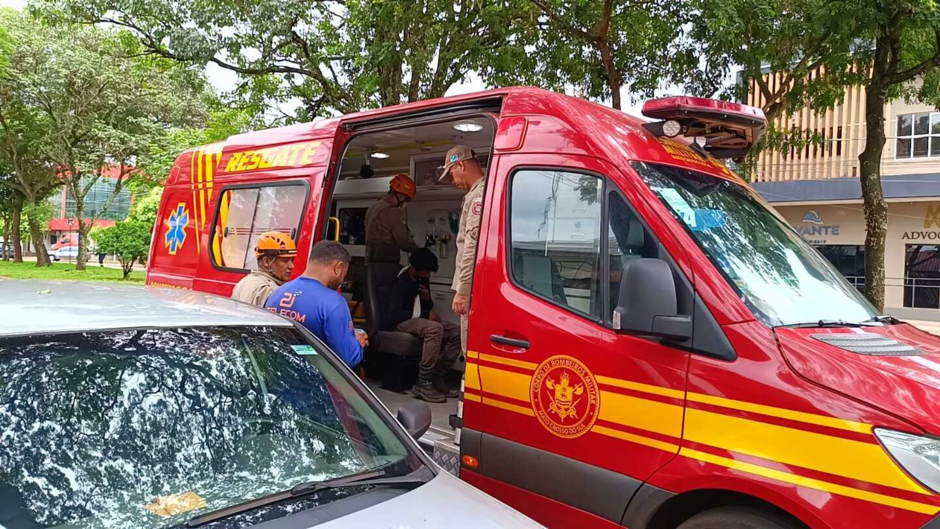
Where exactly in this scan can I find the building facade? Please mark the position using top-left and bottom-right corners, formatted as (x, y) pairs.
(44, 171), (132, 248)
(746, 74), (940, 315)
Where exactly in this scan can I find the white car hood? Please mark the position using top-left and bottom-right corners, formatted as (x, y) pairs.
(317, 472), (542, 528)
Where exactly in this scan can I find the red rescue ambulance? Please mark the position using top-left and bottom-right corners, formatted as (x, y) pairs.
(148, 87), (940, 529)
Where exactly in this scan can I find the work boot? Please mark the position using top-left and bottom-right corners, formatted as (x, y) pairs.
(412, 380), (447, 403)
(432, 377), (459, 398)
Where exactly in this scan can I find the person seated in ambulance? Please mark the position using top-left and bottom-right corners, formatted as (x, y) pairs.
(364, 173), (420, 265)
(265, 241), (368, 367)
(386, 248), (461, 403)
(230, 231), (297, 307)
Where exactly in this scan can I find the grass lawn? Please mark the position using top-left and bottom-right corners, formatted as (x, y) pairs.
(0, 261), (145, 283)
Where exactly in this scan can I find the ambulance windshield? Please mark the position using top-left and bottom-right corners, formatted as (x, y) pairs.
(632, 161), (879, 327)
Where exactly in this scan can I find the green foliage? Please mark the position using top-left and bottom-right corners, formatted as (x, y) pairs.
(0, 260), (144, 282)
(136, 106), (253, 185)
(32, 0), (528, 119)
(22, 200), (53, 235)
(128, 187), (163, 227)
(0, 9), (207, 267)
(91, 220), (152, 279)
(481, 0), (716, 109)
(691, 0), (863, 119)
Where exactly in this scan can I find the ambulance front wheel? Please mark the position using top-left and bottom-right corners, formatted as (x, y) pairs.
(676, 506), (804, 529)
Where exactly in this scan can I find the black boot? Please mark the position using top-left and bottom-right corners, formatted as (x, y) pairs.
(432, 376), (459, 398)
(412, 379), (447, 403)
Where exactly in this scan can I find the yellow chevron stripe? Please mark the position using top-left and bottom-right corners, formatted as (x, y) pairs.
(681, 448), (939, 515)
(478, 353), (537, 371)
(684, 408), (929, 494)
(466, 350), (480, 359)
(483, 397), (534, 417)
(189, 151), (199, 254)
(465, 361), (481, 390)
(687, 392), (871, 434)
(596, 375), (685, 400)
(197, 150), (207, 232)
(599, 391), (684, 439)
(479, 366), (530, 403)
(592, 425), (679, 453)
(464, 392), (482, 403)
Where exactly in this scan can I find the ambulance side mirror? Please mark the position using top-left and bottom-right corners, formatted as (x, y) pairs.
(613, 258), (692, 340)
(397, 401), (432, 440)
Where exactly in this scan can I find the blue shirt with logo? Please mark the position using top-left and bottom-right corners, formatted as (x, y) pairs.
(265, 277), (363, 367)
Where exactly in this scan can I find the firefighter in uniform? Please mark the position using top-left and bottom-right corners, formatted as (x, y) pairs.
(439, 145), (485, 352)
(231, 231), (297, 307)
(364, 173), (419, 264)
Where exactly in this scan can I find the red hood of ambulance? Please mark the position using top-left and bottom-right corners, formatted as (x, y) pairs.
(777, 324), (940, 435)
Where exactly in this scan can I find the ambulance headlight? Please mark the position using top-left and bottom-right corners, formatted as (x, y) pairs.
(875, 428), (940, 493)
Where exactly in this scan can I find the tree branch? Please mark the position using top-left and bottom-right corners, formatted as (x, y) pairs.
(529, 0), (594, 42)
(888, 30), (940, 84)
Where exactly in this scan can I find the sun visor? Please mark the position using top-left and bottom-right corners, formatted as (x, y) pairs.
(641, 97), (767, 160)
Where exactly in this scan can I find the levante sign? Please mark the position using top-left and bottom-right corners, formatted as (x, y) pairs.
(797, 211), (840, 243)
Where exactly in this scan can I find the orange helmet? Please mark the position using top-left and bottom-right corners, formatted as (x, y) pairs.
(255, 231), (297, 259)
(389, 173), (416, 199)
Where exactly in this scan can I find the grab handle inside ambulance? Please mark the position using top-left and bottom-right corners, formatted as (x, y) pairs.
(613, 258), (692, 340)
(327, 217), (340, 242)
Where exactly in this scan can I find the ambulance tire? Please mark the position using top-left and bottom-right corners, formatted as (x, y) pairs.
(676, 506), (802, 529)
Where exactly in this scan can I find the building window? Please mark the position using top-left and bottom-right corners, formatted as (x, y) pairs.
(64, 176), (132, 221)
(905, 244), (940, 309)
(815, 245), (865, 292)
(896, 112), (940, 159)
(210, 183), (308, 271)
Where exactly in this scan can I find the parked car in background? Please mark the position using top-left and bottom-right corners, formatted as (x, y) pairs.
(48, 245), (79, 262)
(0, 281), (541, 529)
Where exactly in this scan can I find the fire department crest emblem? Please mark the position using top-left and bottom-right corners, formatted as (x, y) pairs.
(530, 355), (600, 439)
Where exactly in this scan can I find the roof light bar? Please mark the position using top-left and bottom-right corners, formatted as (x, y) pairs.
(641, 96), (767, 159)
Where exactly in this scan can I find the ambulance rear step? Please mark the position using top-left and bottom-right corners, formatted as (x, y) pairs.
(418, 425), (460, 475)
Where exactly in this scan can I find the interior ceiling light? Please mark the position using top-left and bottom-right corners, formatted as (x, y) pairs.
(370, 152), (390, 159)
(454, 121), (484, 133)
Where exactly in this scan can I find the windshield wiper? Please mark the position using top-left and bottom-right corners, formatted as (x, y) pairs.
(186, 467), (433, 527)
(775, 320), (866, 329)
(860, 315), (901, 325)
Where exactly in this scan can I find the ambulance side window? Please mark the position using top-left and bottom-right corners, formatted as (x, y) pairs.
(210, 182), (308, 272)
(607, 192), (659, 320)
(509, 169), (604, 319)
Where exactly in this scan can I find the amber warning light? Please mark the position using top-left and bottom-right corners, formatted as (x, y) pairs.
(641, 96), (767, 160)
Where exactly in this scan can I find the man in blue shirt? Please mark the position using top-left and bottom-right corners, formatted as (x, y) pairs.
(266, 241), (367, 367)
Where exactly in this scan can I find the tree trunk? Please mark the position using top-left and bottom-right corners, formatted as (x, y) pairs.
(596, 39), (621, 110)
(76, 219), (90, 271)
(26, 207), (51, 266)
(11, 194), (23, 262)
(1, 222), (9, 260)
(859, 80), (888, 312)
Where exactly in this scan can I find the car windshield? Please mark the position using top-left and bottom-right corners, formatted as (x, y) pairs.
(632, 161), (879, 326)
(0, 326), (422, 528)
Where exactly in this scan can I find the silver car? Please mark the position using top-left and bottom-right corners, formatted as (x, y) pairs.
(0, 280), (541, 529)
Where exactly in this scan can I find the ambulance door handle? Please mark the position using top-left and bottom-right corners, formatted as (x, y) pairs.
(490, 335), (529, 350)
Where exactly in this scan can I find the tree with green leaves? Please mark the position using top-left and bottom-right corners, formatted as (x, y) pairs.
(0, 171), (21, 262)
(697, 0), (940, 311)
(0, 9), (60, 266)
(34, 0), (527, 120)
(692, 0), (859, 122)
(486, 0), (712, 110)
(0, 11), (206, 270)
(91, 220), (151, 279)
(851, 0), (940, 311)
